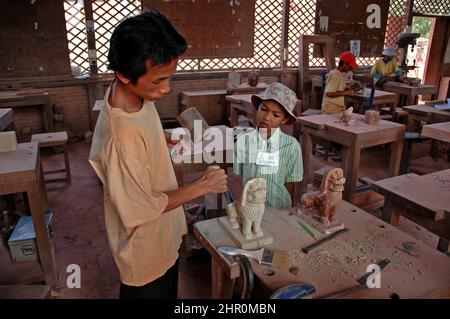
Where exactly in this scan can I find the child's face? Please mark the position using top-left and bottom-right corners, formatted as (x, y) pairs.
(257, 100), (288, 129)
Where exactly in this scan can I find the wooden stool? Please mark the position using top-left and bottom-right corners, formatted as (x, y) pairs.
(31, 131), (71, 184)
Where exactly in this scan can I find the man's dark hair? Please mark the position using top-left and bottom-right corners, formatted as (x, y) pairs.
(108, 10), (187, 83)
(338, 60), (346, 67)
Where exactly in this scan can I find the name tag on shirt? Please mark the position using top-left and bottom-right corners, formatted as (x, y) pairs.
(256, 151), (279, 167)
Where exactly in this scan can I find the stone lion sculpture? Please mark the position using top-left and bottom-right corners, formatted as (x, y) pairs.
(341, 107), (354, 126)
(300, 168), (345, 223)
(226, 178), (267, 240)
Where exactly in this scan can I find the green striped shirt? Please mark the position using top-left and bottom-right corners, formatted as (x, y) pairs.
(233, 128), (303, 210)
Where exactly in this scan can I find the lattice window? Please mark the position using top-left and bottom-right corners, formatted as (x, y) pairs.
(288, 0), (407, 68)
(64, 0), (413, 73)
(64, 0), (89, 73)
(93, 0), (141, 73)
(385, 0), (407, 49)
(413, 0), (450, 16)
(288, 0), (321, 67)
(178, 0), (283, 71)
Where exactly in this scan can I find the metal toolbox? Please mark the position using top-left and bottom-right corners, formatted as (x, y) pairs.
(8, 212), (54, 263)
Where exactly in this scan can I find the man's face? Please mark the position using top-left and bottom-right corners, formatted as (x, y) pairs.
(383, 56), (394, 63)
(127, 58), (179, 102)
(341, 62), (353, 73)
(257, 100), (288, 129)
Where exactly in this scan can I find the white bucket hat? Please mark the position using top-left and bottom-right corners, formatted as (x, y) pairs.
(382, 47), (396, 57)
(251, 82), (298, 125)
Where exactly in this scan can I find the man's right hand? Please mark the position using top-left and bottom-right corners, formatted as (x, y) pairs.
(198, 165), (228, 194)
(345, 88), (355, 97)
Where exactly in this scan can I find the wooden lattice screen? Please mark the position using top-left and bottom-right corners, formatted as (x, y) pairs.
(92, 0), (141, 73)
(177, 0), (284, 71)
(413, 0), (450, 16)
(384, 0), (408, 48)
(64, 0), (89, 73)
(64, 0), (446, 74)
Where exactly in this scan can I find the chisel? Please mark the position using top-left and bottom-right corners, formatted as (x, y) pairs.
(318, 259), (391, 299)
(302, 228), (349, 254)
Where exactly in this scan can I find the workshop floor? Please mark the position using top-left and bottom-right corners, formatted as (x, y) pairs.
(35, 136), (445, 299)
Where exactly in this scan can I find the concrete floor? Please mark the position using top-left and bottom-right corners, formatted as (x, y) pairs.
(30, 136), (445, 299)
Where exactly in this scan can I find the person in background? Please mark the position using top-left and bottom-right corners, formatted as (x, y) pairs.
(371, 47), (405, 86)
(321, 51), (359, 114)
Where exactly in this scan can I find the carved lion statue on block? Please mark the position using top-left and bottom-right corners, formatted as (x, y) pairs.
(226, 178), (267, 240)
(300, 168), (345, 223)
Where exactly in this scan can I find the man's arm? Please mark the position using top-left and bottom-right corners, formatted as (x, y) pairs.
(163, 166), (227, 212)
(326, 89), (355, 98)
(325, 71), (355, 98)
(285, 182), (295, 205)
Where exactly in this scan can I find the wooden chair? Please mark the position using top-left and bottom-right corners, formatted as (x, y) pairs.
(31, 131), (71, 184)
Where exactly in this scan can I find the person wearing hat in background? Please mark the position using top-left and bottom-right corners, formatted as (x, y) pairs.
(371, 47), (405, 87)
(233, 82), (303, 210)
(321, 51), (359, 115)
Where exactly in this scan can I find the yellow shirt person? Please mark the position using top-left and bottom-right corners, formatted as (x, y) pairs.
(371, 47), (404, 83)
(322, 69), (347, 114)
(321, 51), (358, 114)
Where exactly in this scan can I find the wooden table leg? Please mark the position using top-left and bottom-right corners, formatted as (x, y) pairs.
(211, 258), (234, 299)
(406, 115), (417, 132)
(230, 104), (238, 127)
(389, 139), (404, 177)
(300, 129), (313, 195)
(26, 179), (57, 287)
(64, 146), (71, 183)
(342, 142), (361, 203)
(38, 158), (49, 211)
(381, 200), (400, 226)
(43, 103), (54, 132)
(407, 94), (416, 106)
(437, 238), (449, 253)
(311, 85), (317, 109)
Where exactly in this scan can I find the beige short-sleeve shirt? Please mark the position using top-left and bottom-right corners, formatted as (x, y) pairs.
(322, 69), (347, 114)
(89, 86), (187, 286)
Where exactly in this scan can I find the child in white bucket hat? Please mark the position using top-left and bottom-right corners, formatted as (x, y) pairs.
(233, 82), (303, 209)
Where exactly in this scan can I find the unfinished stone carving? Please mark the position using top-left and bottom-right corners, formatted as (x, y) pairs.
(341, 107), (354, 126)
(247, 71), (259, 87)
(300, 168), (345, 224)
(226, 178), (267, 240)
(364, 110), (380, 125)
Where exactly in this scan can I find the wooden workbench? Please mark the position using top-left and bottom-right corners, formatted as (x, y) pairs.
(382, 82), (438, 106)
(0, 90), (53, 132)
(179, 85), (268, 127)
(0, 108), (13, 132)
(421, 122), (450, 144)
(225, 94), (256, 128)
(193, 201), (450, 299)
(345, 89), (399, 115)
(404, 105), (450, 131)
(227, 82), (269, 95)
(297, 113), (405, 202)
(371, 170), (450, 253)
(0, 142), (57, 298)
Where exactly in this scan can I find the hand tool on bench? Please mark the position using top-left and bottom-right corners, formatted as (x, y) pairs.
(318, 259), (391, 299)
(302, 228), (349, 254)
